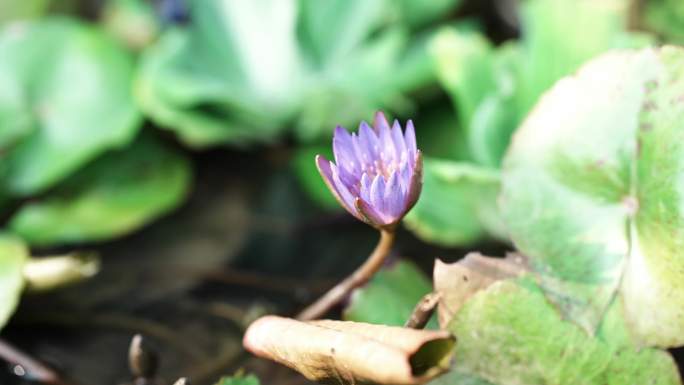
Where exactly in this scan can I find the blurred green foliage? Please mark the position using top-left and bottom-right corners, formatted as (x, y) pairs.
(405, 0), (653, 247)
(10, 135), (191, 245)
(644, 0), (684, 44)
(0, 234), (27, 330)
(0, 18), (141, 196)
(136, 0), (461, 147)
(0, 0), (51, 25)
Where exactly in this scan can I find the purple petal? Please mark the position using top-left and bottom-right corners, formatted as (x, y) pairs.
(350, 133), (367, 172)
(337, 164), (360, 195)
(404, 120), (417, 164)
(331, 163), (359, 217)
(370, 174), (386, 215)
(405, 150), (423, 210)
(316, 155), (351, 211)
(355, 197), (387, 227)
(399, 161), (410, 192)
(385, 170), (404, 218)
(391, 120), (406, 165)
(360, 173), (372, 203)
(378, 118), (395, 164)
(358, 121), (380, 168)
(333, 126), (358, 174)
(373, 111), (391, 133)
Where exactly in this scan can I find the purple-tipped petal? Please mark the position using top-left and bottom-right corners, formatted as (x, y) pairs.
(360, 173), (372, 203)
(378, 119), (395, 164)
(405, 150), (423, 210)
(370, 174), (386, 215)
(399, 161), (411, 192)
(385, 170), (404, 218)
(350, 133), (367, 172)
(333, 126), (358, 173)
(316, 155), (349, 211)
(331, 163), (360, 218)
(354, 197), (387, 227)
(391, 120), (406, 164)
(358, 121), (380, 165)
(404, 120), (417, 164)
(373, 111), (391, 133)
(337, 164), (361, 195)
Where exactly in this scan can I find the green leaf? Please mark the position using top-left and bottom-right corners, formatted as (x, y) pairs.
(344, 260), (434, 327)
(433, 0), (649, 168)
(0, 234), (28, 330)
(516, 0), (643, 114)
(137, 0), (455, 146)
(644, 0), (684, 45)
(417, 0), (652, 248)
(446, 278), (681, 385)
(404, 158), (505, 246)
(431, 30), (497, 158)
(0, 0), (50, 25)
(9, 135), (191, 246)
(394, 0), (462, 27)
(0, 18), (141, 195)
(501, 46), (684, 347)
(215, 374), (260, 385)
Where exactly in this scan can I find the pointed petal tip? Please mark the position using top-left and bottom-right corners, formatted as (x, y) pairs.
(404, 120), (417, 148)
(358, 120), (373, 133)
(315, 155), (335, 187)
(333, 125), (351, 141)
(315, 154), (330, 169)
(374, 111), (391, 132)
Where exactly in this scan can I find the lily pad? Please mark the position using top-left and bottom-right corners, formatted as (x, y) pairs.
(9, 135), (191, 246)
(0, 18), (141, 196)
(445, 278), (681, 385)
(501, 46), (684, 347)
(0, 234), (28, 330)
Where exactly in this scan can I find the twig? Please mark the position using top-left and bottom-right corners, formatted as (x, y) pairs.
(0, 338), (70, 385)
(404, 292), (441, 329)
(296, 229), (395, 320)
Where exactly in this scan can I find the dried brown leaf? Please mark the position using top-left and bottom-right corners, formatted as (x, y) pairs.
(243, 316), (455, 385)
(434, 252), (527, 327)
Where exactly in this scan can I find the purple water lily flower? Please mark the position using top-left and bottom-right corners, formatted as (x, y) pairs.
(316, 112), (423, 229)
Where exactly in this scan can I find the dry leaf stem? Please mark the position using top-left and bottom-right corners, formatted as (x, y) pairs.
(297, 229), (395, 320)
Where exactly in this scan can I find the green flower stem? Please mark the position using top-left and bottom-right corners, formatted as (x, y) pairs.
(297, 229), (396, 321)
